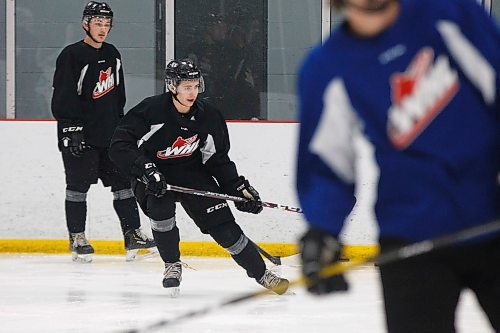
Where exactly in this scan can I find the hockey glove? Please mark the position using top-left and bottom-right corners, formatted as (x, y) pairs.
(299, 227), (348, 295)
(59, 122), (86, 157)
(226, 176), (263, 214)
(133, 156), (168, 198)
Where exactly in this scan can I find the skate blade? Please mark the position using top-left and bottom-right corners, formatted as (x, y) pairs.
(125, 247), (159, 262)
(165, 287), (180, 298)
(71, 252), (93, 263)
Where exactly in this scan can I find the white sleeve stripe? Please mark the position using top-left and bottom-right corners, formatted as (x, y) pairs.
(137, 124), (164, 148)
(116, 58), (121, 86)
(437, 20), (496, 105)
(201, 134), (216, 164)
(310, 79), (359, 184)
(77, 64), (89, 95)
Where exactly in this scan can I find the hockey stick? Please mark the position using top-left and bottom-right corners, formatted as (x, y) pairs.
(121, 219), (500, 333)
(165, 184), (303, 214)
(251, 240), (282, 266)
(164, 184), (284, 264)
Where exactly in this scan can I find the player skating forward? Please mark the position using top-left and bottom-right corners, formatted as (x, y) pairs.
(296, 0), (500, 332)
(109, 59), (289, 296)
(51, 1), (157, 262)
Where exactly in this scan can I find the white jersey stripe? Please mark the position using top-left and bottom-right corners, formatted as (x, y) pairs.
(116, 58), (121, 86)
(137, 124), (164, 148)
(77, 64), (89, 96)
(310, 79), (361, 184)
(437, 20), (496, 105)
(201, 134), (216, 164)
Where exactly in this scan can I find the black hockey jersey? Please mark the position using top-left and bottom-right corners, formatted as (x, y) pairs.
(109, 93), (240, 189)
(51, 41), (126, 148)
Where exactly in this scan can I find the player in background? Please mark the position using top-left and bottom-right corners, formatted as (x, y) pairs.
(51, 1), (156, 263)
(109, 59), (289, 296)
(296, 0), (499, 332)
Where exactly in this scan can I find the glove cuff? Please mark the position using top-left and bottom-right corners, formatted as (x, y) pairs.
(222, 175), (246, 195)
(58, 119), (84, 131)
(57, 120), (85, 151)
(130, 155), (155, 178)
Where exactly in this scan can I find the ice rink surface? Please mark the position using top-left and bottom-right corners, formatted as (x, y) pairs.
(0, 254), (494, 333)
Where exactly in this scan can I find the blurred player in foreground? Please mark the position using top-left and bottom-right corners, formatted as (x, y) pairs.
(296, 0), (500, 332)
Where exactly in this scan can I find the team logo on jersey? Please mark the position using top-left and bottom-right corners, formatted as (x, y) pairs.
(157, 134), (199, 159)
(92, 67), (115, 99)
(387, 47), (459, 149)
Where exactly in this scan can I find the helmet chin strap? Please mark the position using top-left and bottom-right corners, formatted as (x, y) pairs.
(84, 26), (101, 44)
(170, 89), (191, 108)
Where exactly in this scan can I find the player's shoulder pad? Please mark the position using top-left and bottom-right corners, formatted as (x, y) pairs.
(127, 94), (165, 115)
(58, 41), (84, 57)
(102, 42), (121, 56)
(195, 98), (222, 117)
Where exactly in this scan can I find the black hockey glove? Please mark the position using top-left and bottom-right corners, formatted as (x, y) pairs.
(225, 176), (263, 214)
(133, 157), (168, 198)
(299, 227), (348, 295)
(59, 122), (86, 157)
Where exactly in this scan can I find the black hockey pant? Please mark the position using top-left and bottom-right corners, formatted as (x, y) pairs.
(379, 236), (500, 333)
(134, 180), (266, 280)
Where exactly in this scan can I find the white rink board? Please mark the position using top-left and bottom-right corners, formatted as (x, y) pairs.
(0, 121), (378, 245)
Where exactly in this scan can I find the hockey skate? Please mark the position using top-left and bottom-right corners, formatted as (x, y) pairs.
(257, 269), (289, 295)
(69, 232), (94, 263)
(162, 261), (182, 297)
(124, 228), (158, 262)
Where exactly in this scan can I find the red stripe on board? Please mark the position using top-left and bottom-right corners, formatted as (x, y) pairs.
(0, 118), (56, 121)
(0, 118), (298, 124)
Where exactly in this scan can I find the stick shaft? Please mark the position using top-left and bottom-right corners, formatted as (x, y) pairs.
(320, 219), (500, 278)
(166, 185), (284, 264)
(251, 241), (282, 265)
(166, 184), (303, 213)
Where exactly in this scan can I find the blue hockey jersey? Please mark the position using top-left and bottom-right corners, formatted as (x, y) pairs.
(296, 0), (500, 242)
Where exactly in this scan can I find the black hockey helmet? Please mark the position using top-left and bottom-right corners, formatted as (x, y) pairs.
(165, 59), (205, 93)
(83, 1), (113, 23)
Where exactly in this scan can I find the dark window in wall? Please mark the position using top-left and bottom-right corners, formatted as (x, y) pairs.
(175, 0), (267, 120)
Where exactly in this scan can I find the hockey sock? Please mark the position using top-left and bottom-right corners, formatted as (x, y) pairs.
(66, 201), (87, 233)
(208, 222), (266, 279)
(231, 242), (266, 280)
(152, 227), (181, 263)
(113, 197), (141, 234)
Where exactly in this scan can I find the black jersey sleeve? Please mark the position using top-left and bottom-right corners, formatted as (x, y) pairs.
(51, 47), (84, 123)
(202, 110), (240, 187)
(109, 99), (152, 177)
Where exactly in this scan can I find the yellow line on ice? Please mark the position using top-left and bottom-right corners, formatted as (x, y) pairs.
(0, 239), (379, 260)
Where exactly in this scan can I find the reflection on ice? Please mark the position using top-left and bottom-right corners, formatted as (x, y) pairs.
(0, 255), (493, 333)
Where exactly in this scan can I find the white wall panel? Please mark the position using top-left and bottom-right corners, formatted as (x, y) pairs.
(0, 121), (378, 245)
